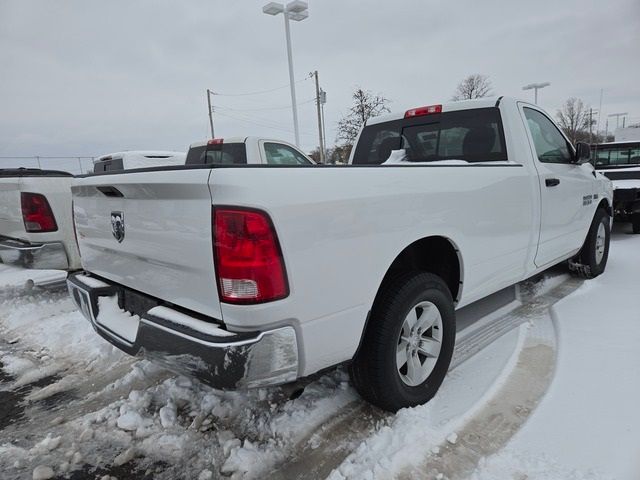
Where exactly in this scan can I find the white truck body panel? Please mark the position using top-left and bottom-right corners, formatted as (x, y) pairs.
(70, 97), (612, 380)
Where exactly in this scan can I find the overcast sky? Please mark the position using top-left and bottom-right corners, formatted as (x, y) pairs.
(1, 0), (638, 171)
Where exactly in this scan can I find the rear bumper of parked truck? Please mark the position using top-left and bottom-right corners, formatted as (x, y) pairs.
(67, 272), (299, 389)
(0, 236), (70, 270)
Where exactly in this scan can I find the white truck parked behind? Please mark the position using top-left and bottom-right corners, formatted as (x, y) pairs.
(93, 151), (186, 173)
(68, 97), (612, 411)
(0, 168), (81, 270)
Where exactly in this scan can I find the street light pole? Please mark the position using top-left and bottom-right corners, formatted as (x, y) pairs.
(282, 11), (300, 147)
(263, 1), (309, 148)
(522, 82), (551, 104)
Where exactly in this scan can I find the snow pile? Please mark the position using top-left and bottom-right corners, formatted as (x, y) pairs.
(470, 448), (614, 480)
(0, 287), (124, 388)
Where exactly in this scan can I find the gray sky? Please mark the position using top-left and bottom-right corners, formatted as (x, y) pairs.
(1, 0), (639, 171)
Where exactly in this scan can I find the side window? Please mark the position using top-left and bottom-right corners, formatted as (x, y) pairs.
(263, 143), (312, 165)
(523, 108), (573, 164)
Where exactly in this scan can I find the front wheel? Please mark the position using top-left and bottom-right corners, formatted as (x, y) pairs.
(349, 272), (456, 412)
(570, 208), (610, 279)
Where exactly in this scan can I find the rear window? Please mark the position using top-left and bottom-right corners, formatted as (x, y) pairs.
(185, 143), (247, 165)
(352, 107), (507, 165)
(591, 143), (640, 167)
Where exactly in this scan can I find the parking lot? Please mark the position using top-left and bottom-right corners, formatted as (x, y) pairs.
(1, 224), (638, 480)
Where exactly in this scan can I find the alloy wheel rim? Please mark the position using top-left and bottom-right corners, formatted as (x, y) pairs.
(595, 222), (606, 265)
(396, 300), (443, 387)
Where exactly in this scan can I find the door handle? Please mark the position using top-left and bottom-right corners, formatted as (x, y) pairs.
(545, 178), (560, 187)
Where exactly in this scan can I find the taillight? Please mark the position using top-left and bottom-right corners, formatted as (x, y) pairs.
(404, 104), (442, 118)
(21, 192), (58, 233)
(213, 207), (289, 304)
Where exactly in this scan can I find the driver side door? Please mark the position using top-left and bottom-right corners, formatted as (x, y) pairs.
(520, 105), (595, 268)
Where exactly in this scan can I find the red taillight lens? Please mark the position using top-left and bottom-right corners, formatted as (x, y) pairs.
(213, 207), (288, 304)
(404, 104), (442, 118)
(21, 192), (58, 233)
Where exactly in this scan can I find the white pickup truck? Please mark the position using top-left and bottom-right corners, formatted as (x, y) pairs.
(0, 168), (81, 270)
(67, 97), (612, 411)
(185, 136), (315, 166)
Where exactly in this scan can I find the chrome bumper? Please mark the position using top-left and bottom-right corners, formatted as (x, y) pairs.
(67, 273), (299, 389)
(0, 237), (69, 270)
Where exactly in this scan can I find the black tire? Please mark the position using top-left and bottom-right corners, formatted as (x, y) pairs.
(632, 214), (640, 234)
(571, 208), (610, 279)
(349, 272), (456, 412)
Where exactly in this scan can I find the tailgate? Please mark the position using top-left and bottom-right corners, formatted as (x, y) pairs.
(72, 169), (222, 319)
(0, 178), (25, 239)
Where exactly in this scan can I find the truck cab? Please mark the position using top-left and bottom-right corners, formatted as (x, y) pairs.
(185, 137), (315, 166)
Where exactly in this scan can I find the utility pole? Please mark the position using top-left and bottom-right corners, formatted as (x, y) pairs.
(320, 88), (327, 161)
(313, 71), (325, 163)
(589, 108), (599, 144)
(206, 89), (215, 138)
(608, 112), (628, 131)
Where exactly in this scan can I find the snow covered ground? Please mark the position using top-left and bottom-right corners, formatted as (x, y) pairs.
(0, 225), (638, 480)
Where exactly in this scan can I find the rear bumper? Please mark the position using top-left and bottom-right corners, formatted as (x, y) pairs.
(0, 237), (69, 270)
(67, 273), (299, 389)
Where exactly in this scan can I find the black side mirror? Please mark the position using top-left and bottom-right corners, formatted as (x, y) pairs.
(574, 142), (591, 164)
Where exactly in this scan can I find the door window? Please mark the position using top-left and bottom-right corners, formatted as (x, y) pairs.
(263, 143), (312, 165)
(523, 108), (573, 164)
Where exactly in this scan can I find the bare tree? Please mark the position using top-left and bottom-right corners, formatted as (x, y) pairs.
(557, 97), (590, 144)
(451, 74), (492, 101)
(336, 88), (390, 146)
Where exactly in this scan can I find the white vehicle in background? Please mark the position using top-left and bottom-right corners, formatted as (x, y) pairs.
(186, 137), (315, 165)
(68, 97), (612, 412)
(591, 140), (640, 232)
(93, 151), (186, 173)
(0, 168), (81, 270)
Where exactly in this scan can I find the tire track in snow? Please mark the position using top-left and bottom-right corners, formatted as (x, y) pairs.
(268, 276), (583, 480)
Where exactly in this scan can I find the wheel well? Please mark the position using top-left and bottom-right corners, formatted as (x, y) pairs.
(597, 198), (612, 217)
(375, 236), (462, 306)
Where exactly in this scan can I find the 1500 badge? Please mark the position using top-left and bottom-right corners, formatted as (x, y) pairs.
(583, 195), (593, 206)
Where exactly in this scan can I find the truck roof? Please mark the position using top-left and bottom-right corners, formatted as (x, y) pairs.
(188, 136), (301, 149)
(366, 96), (520, 126)
(95, 150), (185, 162)
(0, 167), (73, 178)
(592, 141), (640, 147)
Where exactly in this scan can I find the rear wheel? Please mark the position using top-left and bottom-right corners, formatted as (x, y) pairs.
(350, 272), (456, 412)
(570, 208), (610, 279)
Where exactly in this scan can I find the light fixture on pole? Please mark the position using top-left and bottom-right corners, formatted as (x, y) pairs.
(522, 82), (550, 104)
(263, 1), (309, 147)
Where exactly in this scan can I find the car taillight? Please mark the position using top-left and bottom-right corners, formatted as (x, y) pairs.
(213, 207), (289, 304)
(21, 192), (58, 233)
(404, 104), (442, 118)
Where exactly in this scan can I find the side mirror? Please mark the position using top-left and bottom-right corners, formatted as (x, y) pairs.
(574, 142), (591, 164)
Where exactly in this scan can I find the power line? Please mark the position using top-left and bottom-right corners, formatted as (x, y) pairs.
(214, 98), (316, 113)
(210, 74), (312, 97)
(215, 111), (315, 137)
